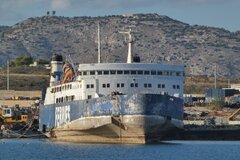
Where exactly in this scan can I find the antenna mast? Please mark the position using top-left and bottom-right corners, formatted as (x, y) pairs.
(119, 29), (133, 63)
(98, 22), (101, 63)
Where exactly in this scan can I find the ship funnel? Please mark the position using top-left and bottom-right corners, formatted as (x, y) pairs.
(50, 54), (63, 87)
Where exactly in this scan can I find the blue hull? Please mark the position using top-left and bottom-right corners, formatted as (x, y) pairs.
(39, 93), (183, 131)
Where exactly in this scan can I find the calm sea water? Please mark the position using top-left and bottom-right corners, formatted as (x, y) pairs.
(0, 139), (240, 160)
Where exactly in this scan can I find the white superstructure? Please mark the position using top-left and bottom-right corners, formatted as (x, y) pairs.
(44, 62), (184, 105)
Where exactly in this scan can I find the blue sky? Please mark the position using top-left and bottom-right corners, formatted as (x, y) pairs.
(0, 0), (239, 32)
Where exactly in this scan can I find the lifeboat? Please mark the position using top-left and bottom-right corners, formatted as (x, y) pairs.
(61, 63), (75, 83)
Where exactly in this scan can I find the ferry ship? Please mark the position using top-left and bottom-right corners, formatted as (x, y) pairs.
(39, 29), (184, 144)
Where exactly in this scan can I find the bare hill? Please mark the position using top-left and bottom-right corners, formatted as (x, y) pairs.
(1, 14), (240, 77)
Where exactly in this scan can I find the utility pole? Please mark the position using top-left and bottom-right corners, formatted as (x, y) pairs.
(214, 64), (217, 89)
(7, 60), (9, 90)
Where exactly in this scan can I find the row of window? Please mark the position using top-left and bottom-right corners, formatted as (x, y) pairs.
(100, 83), (180, 89)
(56, 95), (75, 103)
(86, 84), (94, 89)
(52, 84), (72, 93)
(79, 70), (183, 76)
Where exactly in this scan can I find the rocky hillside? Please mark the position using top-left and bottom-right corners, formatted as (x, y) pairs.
(1, 14), (240, 77)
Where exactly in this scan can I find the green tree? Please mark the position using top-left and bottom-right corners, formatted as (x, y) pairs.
(38, 59), (49, 65)
(211, 98), (225, 111)
(15, 56), (33, 66)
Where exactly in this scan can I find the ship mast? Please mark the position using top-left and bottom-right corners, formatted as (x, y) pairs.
(119, 29), (133, 64)
(97, 22), (101, 63)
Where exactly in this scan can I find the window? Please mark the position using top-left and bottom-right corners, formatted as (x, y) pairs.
(86, 84), (90, 88)
(131, 83), (138, 87)
(102, 84), (106, 88)
(144, 71), (150, 75)
(107, 83), (110, 88)
(173, 85), (176, 89)
(97, 71), (102, 75)
(117, 83), (124, 88)
(131, 70), (136, 75)
(151, 71), (156, 75)
(172, 85), (180, 89)
(110, 70), (116, 74)
(124, 70), (129, 74)
(144, 83), (148, 88)
(157, 71), (163, 75)
(137, 70), (143, 75)
(91, 84), (94, 88)
(144, 83), (152, 88)
(164, 71), (169, 76)
(103, 71), (109, 75)
(158, 84), (165, 88)
(87, 95), (92, 99)
(90, 71), (95, 75)
(83, 71), (87, 75)
(117, 70), (123, 74)
(176, 72), (181, 76)
(117, 83), (120, 88)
